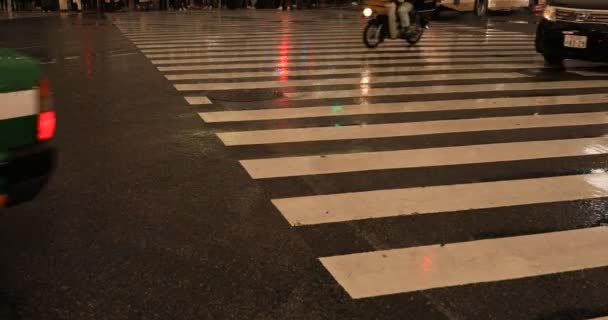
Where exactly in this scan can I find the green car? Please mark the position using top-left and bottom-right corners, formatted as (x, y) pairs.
(0, 48), (56, 207)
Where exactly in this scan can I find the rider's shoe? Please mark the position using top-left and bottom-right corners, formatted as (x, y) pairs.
(398, 27), (411, 38)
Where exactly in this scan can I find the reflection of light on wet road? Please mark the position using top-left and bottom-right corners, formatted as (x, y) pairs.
(421, 256), (433, 273)
(584, 173), (608, 196)
(584, 144), (608, 155)
(360, 70), (371, 96)
(331, 105), (343, 113)
(278, 34), (290, 82)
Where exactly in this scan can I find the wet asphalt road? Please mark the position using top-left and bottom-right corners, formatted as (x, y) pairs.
(1, 8), (608, 320)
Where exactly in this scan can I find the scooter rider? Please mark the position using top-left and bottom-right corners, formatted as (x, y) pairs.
(397, 0), (414, 34)
(366, 0), (415, 39)
(385, 0), (413, 38)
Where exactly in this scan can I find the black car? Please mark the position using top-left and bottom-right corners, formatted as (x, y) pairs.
(536, 0), (608, 65)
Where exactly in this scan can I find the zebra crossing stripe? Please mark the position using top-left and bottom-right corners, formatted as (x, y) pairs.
(137, 40), (534, 50)
(183, 96), (211, 105)
(140, 42), (534, 52)
(118, 26), (479, 37)
(174, 72), (527, 91)
(200, 93), (608, 122)
(285, 79), (608, 100)
(157, 56), (543, 71)
(122, 28), (517, 35)
(170, 62), (544, 81)
(242, 137), (608, 179)
(146, 46), (532, 63)
(217, 112), (608, 146)
(151, 50), (535, 65)
(144, 45), (534, 55)
(320, 227), (608, 298)
(271, 172), (608, 225)
(128, 33), (532, 42)
(132, 35), (534, 45)
(129, 36), (534, 49)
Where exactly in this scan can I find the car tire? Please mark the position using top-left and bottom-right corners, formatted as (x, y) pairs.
(543, 54), (564, 66)
(475, 0), (487, 16)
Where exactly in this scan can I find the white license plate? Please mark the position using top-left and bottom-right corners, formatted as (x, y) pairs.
(564, 35), (588, 49)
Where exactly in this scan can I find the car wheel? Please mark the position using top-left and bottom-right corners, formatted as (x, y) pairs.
(543, 54), (564, 66)
(475, 0), (487, 16)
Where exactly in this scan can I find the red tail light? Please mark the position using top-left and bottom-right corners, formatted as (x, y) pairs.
(37, 111), (56, 141)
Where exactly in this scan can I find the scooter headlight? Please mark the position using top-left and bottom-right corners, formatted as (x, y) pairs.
(363, 8), (373, 17)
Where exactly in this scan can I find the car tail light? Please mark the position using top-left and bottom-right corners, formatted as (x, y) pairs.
(37, 77), (56, 141)
(37, 111), (56, 141)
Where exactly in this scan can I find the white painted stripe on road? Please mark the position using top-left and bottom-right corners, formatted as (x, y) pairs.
(157, 56), (542, 71)
(121, 28), (508, 38)
(285, 79), (608, 100)
(143, 45), (534, 55)
(320, 227), (608, 298)
(200, 93), (608, 122)
(121, 25), (486, 39)
(127, 31), (525, 42)
(242, 136), (608, 179)
(174, 72), (527, 91)
(169, 62), (543, 81)
(272, 171), (608, 225)
(150, 49), (536, 65)
(137, 41), (534, 52)
(0, 89), (38, 120)
(132, 35), (534, 45)
(136, 39), (533, 49)
(149, 49), (534, 64)
(185, 96), (213, 105)
(184, 96), (211, 105)
(217, 112), (608, 146)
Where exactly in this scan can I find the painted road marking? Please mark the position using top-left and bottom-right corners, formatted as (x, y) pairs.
(157, 56), (543, 72)
(272, 172), (608, 225)
(242, 137), (608, 179)
(285, 79), (608, 100)
(200, 93), (608, 122)
(143, 44), (534, 54)
(320, 227), (608, 298)
(217, 112), (608, 146)
(150, 50), (535, 65)
(147, 46), (535, 58)
(174, 72), (528, 91)
(169, 62), (543, 81)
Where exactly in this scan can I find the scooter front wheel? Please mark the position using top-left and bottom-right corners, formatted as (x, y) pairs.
(363, 21), (383, 48)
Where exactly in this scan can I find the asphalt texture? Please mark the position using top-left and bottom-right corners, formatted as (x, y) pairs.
(1, 8), (608, 320)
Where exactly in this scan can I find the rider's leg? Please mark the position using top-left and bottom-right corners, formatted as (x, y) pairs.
(386, 2), (398, 39)
(398, 2), (413, 31)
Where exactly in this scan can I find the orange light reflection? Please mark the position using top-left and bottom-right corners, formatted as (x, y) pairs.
(421, 256), (433, 273)
(278, 34), (290, 82)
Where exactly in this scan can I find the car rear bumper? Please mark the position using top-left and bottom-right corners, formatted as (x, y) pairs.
(1, 143), (55, 207)
(536, 19), (608, 62)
